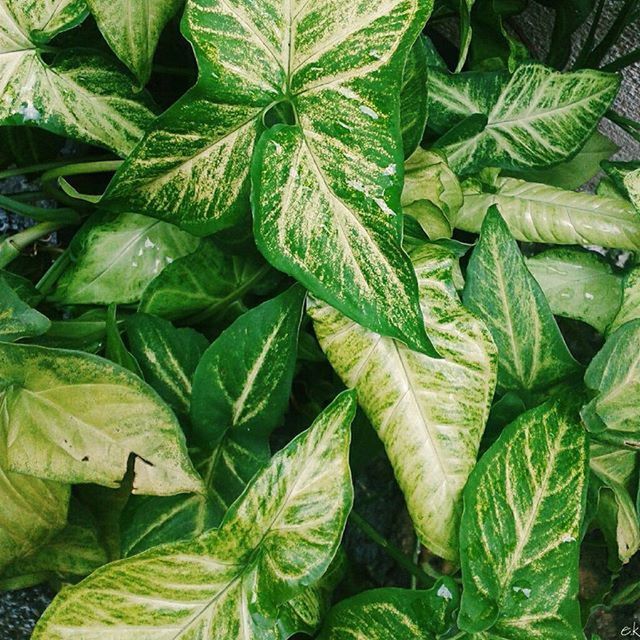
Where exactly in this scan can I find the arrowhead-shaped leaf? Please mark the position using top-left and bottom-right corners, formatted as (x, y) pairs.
(455, 177), (640, 251)
(0, 1), (155, 156)
(463, 207), (580, 395)
(458, 399), (588, 638)
(0, 343), (202, 495)
(309, 242), (497, 559)
(33, 390), (356, 640)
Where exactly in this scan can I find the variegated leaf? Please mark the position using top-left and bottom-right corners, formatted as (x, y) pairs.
(440, 64), (619, 174)
(455, 176), (640, 251)
(400, 35), (429, 157)
(526, 249), (623, 334)
(0, 274), (50, 342)
(0, 343), (202, 495)
(458, 399), (588, 638)
(609, 266), (640, 334)
(463, 207), (580, 394)
(139, 240), (272, 322)
(87, 0), (183, 85)
(582, 320), (640, 448)
(50, 211), (199, 306)
(32, 391), (356, 640)
(317, 579), (459, 639)
(309, 242), (497, 560)
(0, 1), (155, 156)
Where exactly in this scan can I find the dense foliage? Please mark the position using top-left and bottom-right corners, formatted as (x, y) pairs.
(0, 0), (639, 638)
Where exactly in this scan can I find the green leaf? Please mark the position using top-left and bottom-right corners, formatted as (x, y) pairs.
(458, 399), (588, 637)
(507, 131), (618, 190)
(0, 0), (155, 157)
(126, 314), (208, 419)
(309, 243), (497, 560)
(0, 342), (202, 494)
(455, 177), (640, 250)
(0, 274), (50, 342)
(139, 240), (271, 322)
(105, 305), (142, 375)
(609, 266), (640, 334)
(526, 249), (623, 333)
(400, 36), (429, 157)
(441, 64), (619, 174)
(582, 320), (640, 448)
(317, 579), (460, 639)
(463, 207), (580, 394)
(32, 390), (357, 640)
(107, 0), (435, 355)
(50, 211), (199, 306)
(86, 0), (183, 85)
(122, 286), (304, 556)
(30, 309), (108, 354)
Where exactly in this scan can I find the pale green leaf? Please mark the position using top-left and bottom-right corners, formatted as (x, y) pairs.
(126, 314), (208, 419)
(455, 177), (640, 250)
(458, 399), (588, 638)
(609, 267), (640, 334)
(582, 320), (640, 448)
(400, 35), (429, 157)
(0, 275), (50, 342)
(32, 390), (357, 640)
(0, 1), (154, 156)
(441, 64), (619, 174)
(87, 0), (183, 84)
(139, 240), (271, 322)
(50, 211), (199, 305)
(0, 343), (202, 494)
(309, 242), (497, 560)
(463, 207), (580, 394)
(317, 579), (459, 639)
(624, 167), (640, 210)
(526, 249), (623, 333)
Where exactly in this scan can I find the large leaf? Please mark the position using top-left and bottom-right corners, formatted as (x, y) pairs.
(582, 320), (640, 448)
(455, 177), (640, 251)
(309, 243), (497, 560)
(609, 266), (640, 334)
(87, 0), (183, 85)
(526, 249), (623, 333)
(458, 399), (588, 638)
(139, 240), (271, 322)
(126, 314), (208, 419)
(463, 207), (580, 395)
(440, 64), (619, 174)
(106, 0), (435, 355)
(400, 35), (429, 157)
(0, 1), (154, 156)
(32, 390), (356, 640)
(317, 579), (459, 639)
(0, 275), (50, 342)
(50, 211), (199, 306)
(0, 342), (202, 494)
(122, 287), (304, 555)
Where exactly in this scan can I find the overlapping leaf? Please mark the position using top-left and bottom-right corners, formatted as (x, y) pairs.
(33, 391), (356, 640)
(0, 275), (50, 342)
(0, 342), (202, 494)
(458, 399), (588, 638)
(0, 1), (155, 156)
(463, 207), (580, 395)
(609, 266), (640, 334)
(309, 243), (497, 559)
(400, 35), (429, 156)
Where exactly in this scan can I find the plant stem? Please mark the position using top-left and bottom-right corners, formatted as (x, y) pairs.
(0, 221), (68, 268)
(606, 109), (640, 143)
(0, 194), (80, 224)
(601, 46), (640, 72)
(0, 155), (114, 180)
(36, 248), (72, 295)
(349, 511), (435, 587)
(40, 160), (122, 206)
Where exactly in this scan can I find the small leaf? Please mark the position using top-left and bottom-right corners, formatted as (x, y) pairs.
(455, 177), (640, 250)
(50, 211), (199, 306)
(0, 343), (202, 495)
(309, 243), (497, 559)
(526, 249), (623, 333)
(0, 275), (50, 342)
(87, 0), (183, 85)
(317, 579), (459, 639)
(32, 391), (357, 640)
(458, 399), (587, 638)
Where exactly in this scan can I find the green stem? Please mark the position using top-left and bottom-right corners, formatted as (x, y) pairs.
(601, 46), (640, 71)
(0, 155), (114, 180)
(0, 193), (80, 224)
(36, 248), (72, 295)
(349, 511), (435, 588)
(606, 109), (640, 143)
(0, 221), (68, 268)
